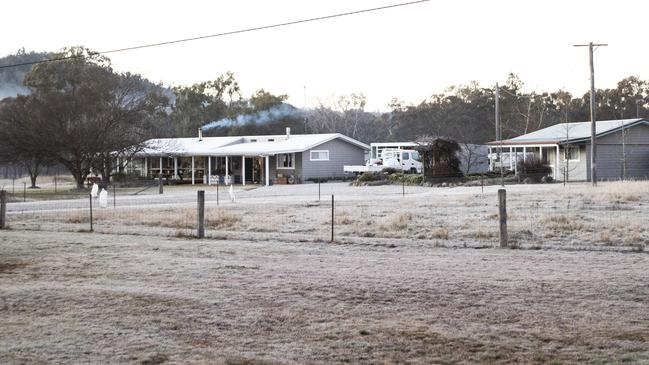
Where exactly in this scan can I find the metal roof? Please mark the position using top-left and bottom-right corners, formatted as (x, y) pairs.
(488, 118), (648, 145)
(136, 133), (369, 156)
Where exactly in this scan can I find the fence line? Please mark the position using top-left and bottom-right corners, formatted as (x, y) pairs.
(2, 182), (648, 252)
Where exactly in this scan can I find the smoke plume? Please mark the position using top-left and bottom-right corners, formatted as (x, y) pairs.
(201, 103), (300, 131)
(0, 83), (30, 100)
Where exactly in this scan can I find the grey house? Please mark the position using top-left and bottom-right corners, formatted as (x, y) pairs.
(121, 129), (369, 185)
(487, 118), (649, 181)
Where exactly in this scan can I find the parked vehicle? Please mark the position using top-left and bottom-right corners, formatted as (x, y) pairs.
(344, 149), (423, 174)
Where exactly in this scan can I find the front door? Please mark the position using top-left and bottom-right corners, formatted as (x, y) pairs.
(252, 157), (263, 184)
(245, 157), (254, 183)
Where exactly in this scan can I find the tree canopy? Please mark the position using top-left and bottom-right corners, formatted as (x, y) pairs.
(0, 47), (169, 189)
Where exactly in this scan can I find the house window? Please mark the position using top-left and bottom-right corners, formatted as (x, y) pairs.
(564, 145), (580, 161)
(277, 153), (295, 169)
(310, 150), (329, 161)
(268, 138), (274, 142)
(250, 139), (257, 142)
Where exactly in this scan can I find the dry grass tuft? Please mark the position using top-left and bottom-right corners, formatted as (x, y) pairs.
(206, 210), (242, 228)
(588, 181), (648, 202)
(174, 229), (194, 238)
(391, 212), (412, 230)
(65, 212), (88, 224)
(430, 227), (450, 240)
(624, 231), (643, 245)
(140, 353), (169, 365)
(598, 230), (612, 244)
(335, 211), (355, 225)
(542, 215), (584, 231)
(621, 194), (640, 202)
(469, 230), (494, 239)
(0, 261), (28, 273)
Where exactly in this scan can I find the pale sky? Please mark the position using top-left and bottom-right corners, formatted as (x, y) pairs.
(2, 0), (648, 111)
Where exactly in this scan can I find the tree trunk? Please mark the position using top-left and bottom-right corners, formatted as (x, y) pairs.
(101, 158), (112, 187)
(76, 176), (86, 190)
(30, 175), (37, 189)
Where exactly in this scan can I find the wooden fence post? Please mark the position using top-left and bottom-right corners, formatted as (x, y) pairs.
(331, 194), (334, 242)
(498, 189), (507, 248)
(0, 190), (7, 229)
(481, 174), (484, 193)
(197, 190), (205, 238)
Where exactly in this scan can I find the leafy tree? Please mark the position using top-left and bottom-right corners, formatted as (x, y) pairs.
(13, 47), (168, 189)
(0, 96), (54, 188)
(249, 89), (287, 111)
(170, 72), (242, 136)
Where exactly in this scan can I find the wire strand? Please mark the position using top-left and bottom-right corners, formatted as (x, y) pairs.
(0, 0), (429, 70)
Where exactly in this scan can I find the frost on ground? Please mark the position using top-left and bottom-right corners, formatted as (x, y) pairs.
(1, 230), (648, 364)
(6, 181), (649, 251)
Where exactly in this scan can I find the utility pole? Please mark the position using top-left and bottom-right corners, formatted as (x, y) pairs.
(303, 85), (308, 133)
(574, 42), (607, 186)
(495, 83), (504, 187)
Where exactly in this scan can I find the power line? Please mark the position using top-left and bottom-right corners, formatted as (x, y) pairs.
(0, 0), (430, 70)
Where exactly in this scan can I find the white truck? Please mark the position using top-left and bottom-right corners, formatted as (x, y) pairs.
(344, 149), (423, 174)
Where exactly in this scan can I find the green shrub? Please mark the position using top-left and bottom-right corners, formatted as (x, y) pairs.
(405, 174), (423, 184)
(357, 172), (380, 182)
(387, 172), (403, 183)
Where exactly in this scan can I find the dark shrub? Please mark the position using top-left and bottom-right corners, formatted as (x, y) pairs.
(382, 167), (400, 175)
(357, 172), (380, 182)
(415, 136), (463, 178)
(518, 157), (551, 175)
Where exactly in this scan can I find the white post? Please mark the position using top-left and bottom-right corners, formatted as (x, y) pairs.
(509, 147), (513, 170)
(144, 158), (148, 178)
(523, 146), (527, 162)
(242, 156), (246, 186)
(159, 157), (163, 178)
(208, 156), (212, 185)
(173, 157), (178, 179)
(514, 148), (518, 175)
(265, 155), (270, 186)
(555, 145), (560, 180)
(225, 156), (229, 185)
(191, 156), (195, 185)
(539, 146), (543, 162)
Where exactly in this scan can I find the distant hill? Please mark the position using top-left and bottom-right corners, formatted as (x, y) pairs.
(0, 49), (51, 100)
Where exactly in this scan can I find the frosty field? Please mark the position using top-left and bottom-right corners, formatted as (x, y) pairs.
(1, 182), (649, 363)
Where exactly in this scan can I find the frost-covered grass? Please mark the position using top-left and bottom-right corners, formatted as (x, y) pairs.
(6, 181), (649, 251)
(1, 230), (648, 364)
